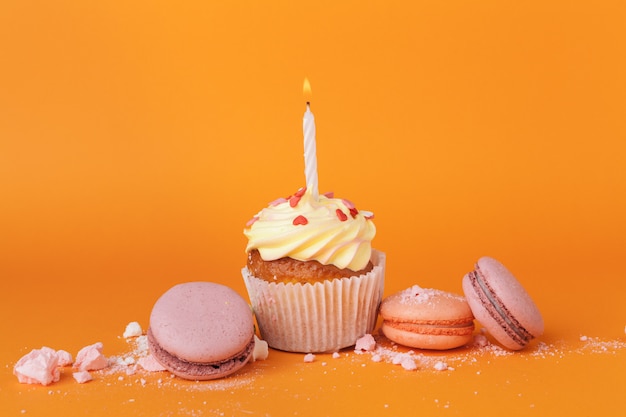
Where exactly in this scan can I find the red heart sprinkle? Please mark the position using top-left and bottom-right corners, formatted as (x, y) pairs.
(293, 215), (308, 226)
(336, 209), (348, 221)
(289, 195), (301, 207)
(349, 207), (359, 218)
(295, 187), (307, 197)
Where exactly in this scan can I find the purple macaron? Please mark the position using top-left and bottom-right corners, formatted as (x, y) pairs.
(462, 256), (544, 350)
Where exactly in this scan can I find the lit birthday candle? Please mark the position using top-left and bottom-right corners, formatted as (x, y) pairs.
(302, 78), (318, 200)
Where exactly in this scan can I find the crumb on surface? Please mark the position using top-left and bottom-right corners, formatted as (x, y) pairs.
(252, 335), (269, 362)
(303, 353), (316, 363)
(473, 334), (489, 348)
(123, 322), (143, 339)
(74, 342), (108, 371)
(56, 350), (73, 367)
(354, 334), (376, 352)
(73, 371), (93, 384)
(137, 354), (166, 372)
(400, 357), (417, 371)
(433, 361), (448, 371)
(13, 347), (61, 385)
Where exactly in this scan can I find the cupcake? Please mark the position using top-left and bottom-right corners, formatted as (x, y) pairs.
(242, 186), (385, 352)
(242, 80), (385, 352)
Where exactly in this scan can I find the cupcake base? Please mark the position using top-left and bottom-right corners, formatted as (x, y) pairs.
(242, 250), (385, 353)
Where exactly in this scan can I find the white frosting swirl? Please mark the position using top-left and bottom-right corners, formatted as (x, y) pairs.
(244, 188), (376, 271)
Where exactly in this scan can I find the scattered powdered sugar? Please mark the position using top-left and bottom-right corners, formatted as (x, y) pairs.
(397, 285), (465, 305)
(101, 333), (152, 377)
(349, 329), (626, 372)
(574, 335), (626, 354)
(399, 356), (418, 371)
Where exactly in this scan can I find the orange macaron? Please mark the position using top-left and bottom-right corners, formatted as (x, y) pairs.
(379, 285), (475, 350)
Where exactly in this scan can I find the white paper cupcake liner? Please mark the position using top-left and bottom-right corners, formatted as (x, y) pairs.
(242, 250), (385, 353)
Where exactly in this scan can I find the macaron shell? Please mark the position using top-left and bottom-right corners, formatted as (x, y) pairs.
(462, 276), (521, 350)
(463, 257), (544, 350)
(149, 282), (254, 363)
(380, 286), (474, 324)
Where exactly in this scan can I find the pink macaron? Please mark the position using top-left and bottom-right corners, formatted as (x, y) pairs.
(148, 282), (255, 380)
(462, 256), (544, 350)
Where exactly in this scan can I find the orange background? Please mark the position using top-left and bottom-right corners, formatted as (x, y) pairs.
(1, 1), (625, 416)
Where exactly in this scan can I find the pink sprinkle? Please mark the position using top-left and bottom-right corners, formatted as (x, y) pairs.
(245, 216), (259, 227)
(269, 197), (288, 206)
(293, 215), (308, 226)
(322, 191), (334, 198)
(342, 199), (355, 209)
(336, 209), (348, 221)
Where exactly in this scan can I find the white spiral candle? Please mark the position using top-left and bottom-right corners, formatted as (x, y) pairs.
(302, 78), (318, 199)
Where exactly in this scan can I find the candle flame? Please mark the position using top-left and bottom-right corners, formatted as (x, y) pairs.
(303, 77), (312, 103)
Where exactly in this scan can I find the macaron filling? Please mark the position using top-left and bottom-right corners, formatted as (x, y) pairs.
(384, 321), (474, 336)
(147, 328), (254, 380)
(469, 269), (534, 346)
